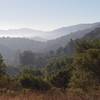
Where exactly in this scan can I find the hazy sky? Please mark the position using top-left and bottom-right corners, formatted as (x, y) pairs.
(0, 0), (100, 31)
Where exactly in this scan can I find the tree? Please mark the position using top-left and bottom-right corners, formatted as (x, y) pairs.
(69, 40), (100, 91)
(50, 71), (70, 89)
(0, 54), (6, 77)
(45, 56), (73, 79)
(21, 69), (44, 78)
(19, 51), (35, 66)
(19, 69), (51, 90)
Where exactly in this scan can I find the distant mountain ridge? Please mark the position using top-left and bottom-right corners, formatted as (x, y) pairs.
(83, 28), (100, 39)
(0, 22), (100, 65)
(0, 22), (100, 40)
(60, 27), (100, 57)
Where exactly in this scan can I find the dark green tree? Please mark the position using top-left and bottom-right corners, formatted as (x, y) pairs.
(0, 54), (6, 77)
(70, 40), (100, 91)
(19, 69), (51, 90)
(50, 71), (70, 89)
(19, 51), (35, 66)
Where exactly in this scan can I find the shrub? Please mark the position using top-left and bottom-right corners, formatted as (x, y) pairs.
(19, 69), (51, 91)
(50, 71), (70, 89)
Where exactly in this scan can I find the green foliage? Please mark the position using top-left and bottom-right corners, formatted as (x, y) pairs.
(19, 51), (35, 66)
(19, 50), (47, 68)
(70, 40), (100, 91)
(0, 54), (6, 77)
(0, 76), (20, 90)
(50, 71), (70, 89)
(75, 39), (100, 53)
(1, 38), (100, 93)
(21, 69), (44, 78)
(45, 56), (73, 79)
(19, 69), (51, 90)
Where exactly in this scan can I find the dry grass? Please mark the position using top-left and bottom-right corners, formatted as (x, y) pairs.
(0, 89), (100, 100)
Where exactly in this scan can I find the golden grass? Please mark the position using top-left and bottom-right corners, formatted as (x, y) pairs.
(0, 89), (100, 100)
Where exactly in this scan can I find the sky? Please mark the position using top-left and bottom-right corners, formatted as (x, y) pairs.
(0, 0), (100, 31)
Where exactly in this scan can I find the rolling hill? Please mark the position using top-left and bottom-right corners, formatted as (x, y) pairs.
(0, 22), (100, 65)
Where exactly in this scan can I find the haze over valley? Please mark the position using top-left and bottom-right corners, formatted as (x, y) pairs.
(0, 22), (100, 40)
(0, 0), (100, 99)
(0, 22), (100, 66)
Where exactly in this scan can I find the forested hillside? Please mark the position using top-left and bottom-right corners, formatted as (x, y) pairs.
(0, 23), (100, 66)
(0, 25), (100, 100)
(0, 38), (100, 99)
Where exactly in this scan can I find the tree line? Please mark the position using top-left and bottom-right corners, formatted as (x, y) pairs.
(0, 39), (100, 92)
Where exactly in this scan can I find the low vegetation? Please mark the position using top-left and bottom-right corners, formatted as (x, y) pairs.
(0, 39), (100, 100)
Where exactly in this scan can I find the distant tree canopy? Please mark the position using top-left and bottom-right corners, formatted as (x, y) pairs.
(19, 51), (35, 66)
(55, 39), (76, 57)
(19, 50), (48, 68)
(75, 39), (100, 53)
